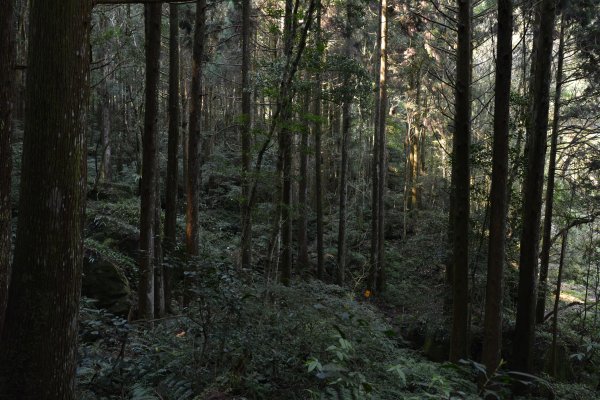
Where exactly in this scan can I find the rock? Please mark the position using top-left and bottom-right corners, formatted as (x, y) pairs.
(423, 327), (450, 362)
(82, 249), (132, 316)
(87, 182), (136, 202)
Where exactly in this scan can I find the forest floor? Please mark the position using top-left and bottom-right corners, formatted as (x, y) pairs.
(75, 185), (599, 399)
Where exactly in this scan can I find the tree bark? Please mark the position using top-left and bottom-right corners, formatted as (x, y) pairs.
(0, 0), (15, 333)
(240, 0), (252, 269)
(186, 0), (206, 256)
(536, 14), (565, 324)
(154, 168), (165, 317)
(297, 92), (309, 272)
(449, 0), (472, 363)
(138, 3), (161, 320)
(336, 3), (354, 285)
(279, 0), (294, 286)
(337, 97), (350, 286)
(0, 0), (91, 396)
(164, 4), (179, 253)
(549, 230), (568, 377)
(314, 0), (324, 280)
(512, 0), (557, 372)
(482, 0), (513, 372)
(369, 0), (387, 293)
(163, 3), (180, 312)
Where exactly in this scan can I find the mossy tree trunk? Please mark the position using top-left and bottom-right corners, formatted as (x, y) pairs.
(0, 0), (91, 396)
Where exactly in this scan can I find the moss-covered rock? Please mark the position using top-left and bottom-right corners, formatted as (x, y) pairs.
(82, 248), (132, 316)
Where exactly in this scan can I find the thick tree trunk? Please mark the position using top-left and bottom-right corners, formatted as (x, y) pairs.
(512, 0), (557, 372)
(482, 0), (513, 372)
(138, 3), (161, 320)
(449, 0), (472, 363)
(0, 0), (15, 333)
(186, 0), (206, 256)
(0, 0), (91, 396)
(240, 0), (252, 269)
(536, 15), (565, 324)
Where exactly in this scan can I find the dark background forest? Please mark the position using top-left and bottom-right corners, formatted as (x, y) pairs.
(0, 0), (600, 398)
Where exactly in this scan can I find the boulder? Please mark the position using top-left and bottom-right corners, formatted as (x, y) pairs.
(82, 250), (132, 316)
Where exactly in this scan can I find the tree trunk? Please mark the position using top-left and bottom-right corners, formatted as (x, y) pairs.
(186, 0), (206, 256)
(536, 14), (565, 324)
(512, 0), (557, 372)
(549, 230), (568, 377)
(449, 0), (472, 363)
(0, 0), (91, 396)
(240, 0), (252, 269)
(482, 0), (513, 372)
(165, 4), (179, 253)
(0, 0), (15, 333)
(99, 95), (111, 183)
(164, 3), (180, 312)
(369, 0), (387, 293)
(138, 3), (161, 320)
(337, 3), (354, 285)
(297, 92), (309, 272)
(154, 170), (165, 317)
(314, 0), (324, 280)
(279, 0), (294, 286)
(337, 98), (350, 286)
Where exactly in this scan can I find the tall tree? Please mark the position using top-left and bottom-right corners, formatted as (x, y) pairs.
(369, 0), (388, 293)
(138, 3), (162, 320)
(187, 0), (207, 256)
(375, 0), (388, 293)
(482, 0), (513, 372)
(512, 0), (557, 372)
(449, 0), (472, 363)
(240, 0), (252, 269)
(337, 1), (355, 285)
(0, 0), (15, 332)
(279, 0), (294, 285)
(164, 3), (180, 312)
(536, 14), (565, 323)
(297, 91), (309, 272)
(314, 0), (325, 280)
(165, 4), (180, 255)
(0, 0), (91, 396)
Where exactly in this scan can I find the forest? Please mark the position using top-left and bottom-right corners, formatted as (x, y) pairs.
(0, 0), (599, 398)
